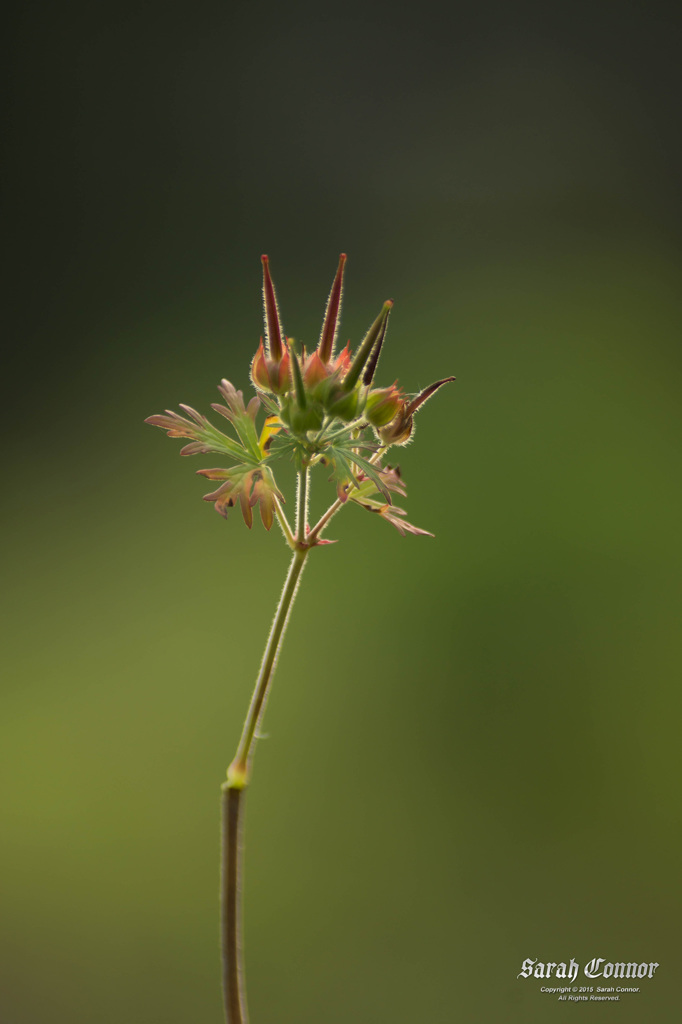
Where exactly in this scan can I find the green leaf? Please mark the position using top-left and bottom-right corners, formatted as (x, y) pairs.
(344, 451), (392, 504)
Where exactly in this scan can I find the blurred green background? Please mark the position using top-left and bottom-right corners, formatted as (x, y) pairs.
(3, 1), (681, 1021)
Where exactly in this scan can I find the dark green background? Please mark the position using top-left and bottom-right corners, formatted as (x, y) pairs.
(3, 2), (681, 1021)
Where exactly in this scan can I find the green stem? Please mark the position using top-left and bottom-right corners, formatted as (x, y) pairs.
(294, 471), (303, 541)
(221, 543), (310, 1023)
(318, 415), (368, 444)
(306, 495), (344, 546)
(220, 451), (379, 1021)
(298, 467), (310, 543)
(273, 495), (295, 549)
(229, 545), (309, 780)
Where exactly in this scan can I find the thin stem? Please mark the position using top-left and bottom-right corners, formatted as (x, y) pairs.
(294, 471), (303, 541)
(221, 786), (247, 1024)
(298, 467), (310, 543)
(273, 496), (295, 549)
(221, 544), (310, 1023)
(220, 449), (382, 1022)
(317, 415), (368, 444)
(306, 495), (344, 546)
(230, 546), (309, 779)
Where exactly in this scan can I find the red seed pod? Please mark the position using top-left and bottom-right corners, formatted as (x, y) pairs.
(318, 253), (347, 363)
(261, 255), (284, 361)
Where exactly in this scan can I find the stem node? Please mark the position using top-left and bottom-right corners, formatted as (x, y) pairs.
(226, 760), (249, 791)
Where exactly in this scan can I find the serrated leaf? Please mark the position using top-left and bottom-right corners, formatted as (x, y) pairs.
(344, 451), (392, 504)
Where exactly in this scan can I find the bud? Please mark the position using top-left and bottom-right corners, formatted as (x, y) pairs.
(303, 350), (330, 388)
(250, 339), (291, 394)
(325, 384), (361, 422)
(378, 404), (414, 446)
(365, 384), (403, 427)
(279, 394), (324, 434)
(379, 377), (456, 446)
(293, 404), (325, 433)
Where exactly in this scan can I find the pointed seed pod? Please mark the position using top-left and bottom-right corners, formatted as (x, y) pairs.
(379, 376), (456, 446)
(362, 304), (392, 386)
(404, 376), (456, 417)
(261, 255), (284, 361)
(318, 253), (347, 362)
(343, 301), (393, 392)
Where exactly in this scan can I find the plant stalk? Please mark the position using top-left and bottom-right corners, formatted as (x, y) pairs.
(221, 508), (310, 1023)
(221, 785), (247, 1024)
